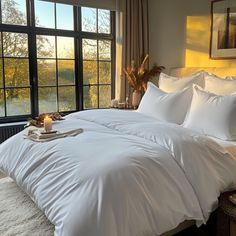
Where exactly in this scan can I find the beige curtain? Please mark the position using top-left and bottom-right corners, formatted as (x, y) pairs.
(115, 0), (149, 102)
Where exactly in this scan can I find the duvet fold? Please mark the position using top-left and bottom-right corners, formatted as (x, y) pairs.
(0, 109), (236, 236)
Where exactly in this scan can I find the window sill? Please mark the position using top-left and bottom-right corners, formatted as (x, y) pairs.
(0, 121), (27, 128)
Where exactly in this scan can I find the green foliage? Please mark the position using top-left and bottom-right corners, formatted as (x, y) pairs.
(0, 0), (112, 117)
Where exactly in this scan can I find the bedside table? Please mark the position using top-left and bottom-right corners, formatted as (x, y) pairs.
(217, 190), (236, 236)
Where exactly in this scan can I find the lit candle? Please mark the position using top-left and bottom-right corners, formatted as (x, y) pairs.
(44, 116), (52, 132)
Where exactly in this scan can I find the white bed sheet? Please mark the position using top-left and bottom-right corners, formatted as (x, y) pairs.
(209, 137), (236, 158)
(0, 110), (236, 236)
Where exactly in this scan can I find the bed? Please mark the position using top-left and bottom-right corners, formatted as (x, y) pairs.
(0, 67), (236, 236)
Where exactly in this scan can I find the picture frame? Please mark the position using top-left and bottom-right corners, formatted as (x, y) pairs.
(210, 0), (236, 59)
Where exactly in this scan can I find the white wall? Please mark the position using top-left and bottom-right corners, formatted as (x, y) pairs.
(148, 0), (236, 72)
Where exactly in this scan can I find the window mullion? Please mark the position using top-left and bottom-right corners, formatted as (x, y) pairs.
(111, 11), (116, 99)
(1, 32), (7, 117)
(77, 7), (83, 111)
(28, 32), (38, 118)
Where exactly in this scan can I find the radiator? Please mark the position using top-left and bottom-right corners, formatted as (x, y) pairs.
(0, 124), (25, 144)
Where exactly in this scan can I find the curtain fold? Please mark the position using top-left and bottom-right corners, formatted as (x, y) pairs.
(115, 0), (149, 102)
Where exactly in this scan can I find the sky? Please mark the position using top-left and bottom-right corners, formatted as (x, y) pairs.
(15, 0), (95, 31)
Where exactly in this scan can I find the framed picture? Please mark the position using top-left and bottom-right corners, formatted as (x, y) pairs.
(210, 0), (236, 59)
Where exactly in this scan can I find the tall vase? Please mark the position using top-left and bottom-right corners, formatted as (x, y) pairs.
(132, 90), (142, 109)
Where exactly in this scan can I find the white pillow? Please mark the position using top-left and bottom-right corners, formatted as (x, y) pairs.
(159, 72), (204, 93)
(225, 76), (236, 80)
(138, 82), (193, 124)
(183, 86), (236, 140)
(205, 73), (236, 95)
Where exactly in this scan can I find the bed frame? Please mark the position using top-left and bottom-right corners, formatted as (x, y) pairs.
(169, 67), (236, 78)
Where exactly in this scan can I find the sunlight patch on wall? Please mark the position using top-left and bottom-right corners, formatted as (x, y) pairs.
(185, 16), (236, 67)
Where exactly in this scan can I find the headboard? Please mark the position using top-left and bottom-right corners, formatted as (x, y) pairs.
(169, 67), (236, 78)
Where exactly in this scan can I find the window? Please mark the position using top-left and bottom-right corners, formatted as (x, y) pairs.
(82, 7), (112, 109)
(0, 0), (115, 122)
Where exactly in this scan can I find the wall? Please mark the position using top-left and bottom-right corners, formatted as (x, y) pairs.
(148, 0), (236, 73)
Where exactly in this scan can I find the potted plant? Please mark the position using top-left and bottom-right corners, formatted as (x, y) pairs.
(123, 55), (164, 108)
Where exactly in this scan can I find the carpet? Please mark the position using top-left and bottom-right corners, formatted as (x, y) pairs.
(0, 177), (54, 236)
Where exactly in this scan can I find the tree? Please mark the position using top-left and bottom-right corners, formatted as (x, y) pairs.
(0, 0), (53, 116)
(82, 8), (112, 108)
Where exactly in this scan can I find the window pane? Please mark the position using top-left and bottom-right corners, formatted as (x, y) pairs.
(4, 59), (29, 87)
(0, 60), (3, 88)
(56, 4), (74, 30)
(35, 0), (55, 29)
(83, 86), (98, 109)
(37, 35), (55, 58)
(0, 89), (5, 117)
(83, 39), (97, 60)
(81, 7), (97, 33)
(6, 88), (30, 116)
(58, 86), (76, 112)
(58, 60), (75, 85)
(39, 87), (57, 113)
(98, 9), (110, 34)
(2, 0), (27, 26)
(99, 40), (111, 60)
(57, 37), (74, 59)
(83, 61), (97, 84)
(99, 85), (111, 108)
(3, 32), (28, 57)
(38, 60), (56, 86)
(99, 62), (111, 84)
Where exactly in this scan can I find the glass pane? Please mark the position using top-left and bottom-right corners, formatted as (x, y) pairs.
(99, 62), (111, 84)
(4, 59), (29, 87)
(57, 37), (74, 59)
(3, 32), (28, 57)
(83, 86), (98, 109)
(38, 60), (56, 86)
(0, 89), (5, 117)
(99, 40), (111, 60)
(82, 39), (97, 60)
(81, 7), (97, 33)
(98, 9), (110, 34)
(58, 60), (75, 85)
(0, 60), (3, 88)
(2, 0), (27, 26)
(56, 3), (74, 30)
(39, 87), (57, 113)
(83, 61), (97, 84)
(35, 0), (55, 28)
(99, 85), (111, 108)
(58, 86), (76, 112)
(6, 88), (30, 116)
(37, 35), (55, 58)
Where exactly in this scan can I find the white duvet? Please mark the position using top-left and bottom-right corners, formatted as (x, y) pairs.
(0, 110), (236, 236)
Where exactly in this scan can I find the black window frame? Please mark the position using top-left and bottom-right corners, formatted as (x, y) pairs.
(0, 0), (116, 123)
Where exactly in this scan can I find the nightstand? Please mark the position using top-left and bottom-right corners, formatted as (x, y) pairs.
(217, 190), (236, 236)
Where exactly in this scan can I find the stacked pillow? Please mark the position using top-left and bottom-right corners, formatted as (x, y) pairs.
(204, 73), (236, 95)
(138, 71), (236, 141)
(158, 72), (204, 93)
(183, 85), (236, 141)
(138, 82), (193, 124)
